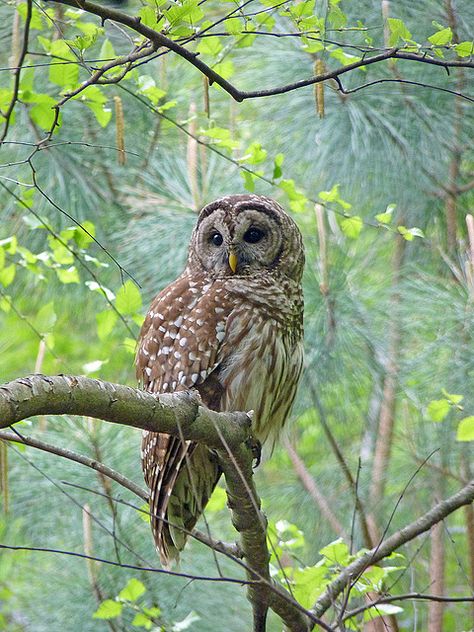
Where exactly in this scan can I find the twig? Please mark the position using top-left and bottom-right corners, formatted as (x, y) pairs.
(311, 479), (474, 620)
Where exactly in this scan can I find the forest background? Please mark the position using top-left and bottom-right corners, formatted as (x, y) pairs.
(0, 0), (473, 630)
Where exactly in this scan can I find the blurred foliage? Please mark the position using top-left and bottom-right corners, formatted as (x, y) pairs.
(0, 0), (473, 630)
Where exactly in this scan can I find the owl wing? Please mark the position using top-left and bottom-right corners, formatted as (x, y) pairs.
(136, 274), (232, 564)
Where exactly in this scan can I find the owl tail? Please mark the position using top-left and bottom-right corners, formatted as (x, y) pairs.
(150, 442), (222, 566)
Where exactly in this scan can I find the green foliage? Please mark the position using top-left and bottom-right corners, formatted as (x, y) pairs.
(1, 0), (474, 629)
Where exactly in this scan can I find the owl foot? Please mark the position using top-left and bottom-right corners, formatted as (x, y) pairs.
(245, 437), (262, 468)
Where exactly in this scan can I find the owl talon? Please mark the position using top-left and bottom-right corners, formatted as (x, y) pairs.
(246, 437), (262, 468)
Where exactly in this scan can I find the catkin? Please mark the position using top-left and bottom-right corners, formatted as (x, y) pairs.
(314, 59), (325, 119)
(114, 96), (126, 166)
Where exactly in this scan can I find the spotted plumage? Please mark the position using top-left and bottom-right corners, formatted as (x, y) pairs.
(136, 194), (304, 564)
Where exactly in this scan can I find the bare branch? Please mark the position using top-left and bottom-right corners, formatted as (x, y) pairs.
(0, 429), (148, 501)
(0, 374), (251, 448)
(310, 479), (474, 621)
(46, 0), (474, 103)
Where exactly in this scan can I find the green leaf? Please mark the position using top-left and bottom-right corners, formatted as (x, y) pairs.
(455, 41), (474, 57)
(428, 27), (452, 46)
(22, 93), (58, 130)
(319, 538), (351, 565)
(241, 170), (256, 192)
(56, 266), (79, 284)
(387, 18), (412, 46)
(279, 179), (308, 212)
(139, 6), (159, 28)
(291, 564), (328, 608)
(118, 578), (146, 602)
(0, 264), (16, 287)
(330, 48), (362, 67)
(0, 295), (11, 312)
(165, 0), (204, 26)
(123, 337), (137, 354)
(34, 302), (57, 334)
(441, 389), (463, 405)
(363, 603), (403, 622)
(132, 613), (153, 630)
(137, 503), (150, 523)
(426, 399), (450, 422)
(375, 203), (396, 224)
(17, 2), (43, 29)
(318, 184), (351, 210)
(456, 416), (474, 442)
(49, 40), (79, 88)
(75, 86), (112, 127)
(96, 310), (118, 341)
(241, 142), (267, 165)
(225, 17), (242, 35)
(206, 486), (227, 512)
(0, 247), (4, 272)
(0, 236), (18, 254)
(115, 280), (142, 315)
(341, 215), (363, 239)
(137, 75), (166, 105)
(93, 600), (123, 620)
(397, 225), (424, 241)
(73, 221), (96, 248)
(200, 127), (239, 150)
(85, 280), (115, 301)
(99, 38), (116, 62)
(85, 101), (112, 127)
(236, 24), (257, 48)
(213, 59), (235, 80)
(196, 36), (223, 56)
(273, 153), (284, 179)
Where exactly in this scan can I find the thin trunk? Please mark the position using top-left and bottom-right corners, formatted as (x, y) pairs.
(365, 228), (405, 632)
(461, 453), (474, 623)
(34, 339), (48, 431)
(187, 102), (200, 212)
(427, 519), (445, 631)
(369, 232), (405, 508)
(444, 0), (464, 254)
(284, 438), (348, 540)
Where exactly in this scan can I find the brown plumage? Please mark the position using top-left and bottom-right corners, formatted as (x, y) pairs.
(136, 194), (304, 564)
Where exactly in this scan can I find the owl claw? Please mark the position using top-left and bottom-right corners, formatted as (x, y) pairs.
(246, 437), (262, 468)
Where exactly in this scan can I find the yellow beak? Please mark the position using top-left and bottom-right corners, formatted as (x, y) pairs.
(228, 250), (238, 274)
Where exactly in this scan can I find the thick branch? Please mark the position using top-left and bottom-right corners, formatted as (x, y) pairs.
(310, 479), (474, 621)
(0, 374), (314, 631)
(0, 374), (250, 448)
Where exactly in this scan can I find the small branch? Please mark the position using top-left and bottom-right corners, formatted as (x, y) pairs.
(46, 0), (474, 103)
(0, 429), (148, 501)
(310, 479), (474, 621)
(343, 591), (474, 621)
(284, 438), (348, 540)
(0, 374), (317, 631)
(1, 0), (32, 142)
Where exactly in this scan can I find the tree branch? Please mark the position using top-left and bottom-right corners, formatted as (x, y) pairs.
(0, 374), (317, 631)
(46, 0), (474, 103)
(0, 374), (250, 448)
(310, 479), (474, 622)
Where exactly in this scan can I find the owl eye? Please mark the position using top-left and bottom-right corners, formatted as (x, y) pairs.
(210, 231), (223, 246)
(243, 227), (264, 244)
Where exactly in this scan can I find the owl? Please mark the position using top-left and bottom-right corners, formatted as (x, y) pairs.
(136, 194), (304, 565)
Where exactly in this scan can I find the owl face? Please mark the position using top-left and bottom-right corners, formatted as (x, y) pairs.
(188, 194), (304, 282)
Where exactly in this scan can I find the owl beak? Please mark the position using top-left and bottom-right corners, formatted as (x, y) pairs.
(228, 250), (238, 274)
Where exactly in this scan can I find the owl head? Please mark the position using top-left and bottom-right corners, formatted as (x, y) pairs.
(188, 194), (304, 282)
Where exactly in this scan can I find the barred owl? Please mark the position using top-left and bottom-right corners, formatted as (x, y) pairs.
(136, 194), (304, 565)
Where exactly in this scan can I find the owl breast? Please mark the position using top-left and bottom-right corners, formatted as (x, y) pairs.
(212, 277), (304, 446)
